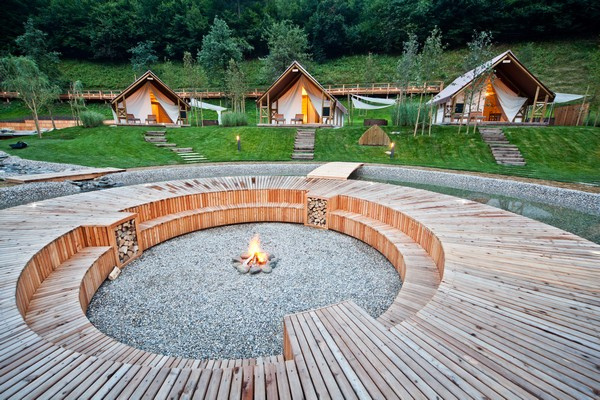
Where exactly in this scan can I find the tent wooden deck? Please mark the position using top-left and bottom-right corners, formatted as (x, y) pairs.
(1, 176), (598, 398)
(4, 167), (125, 184)
(307, 162), (364, 180)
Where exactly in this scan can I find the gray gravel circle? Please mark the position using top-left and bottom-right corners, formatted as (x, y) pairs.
(86, 223), (402, 360)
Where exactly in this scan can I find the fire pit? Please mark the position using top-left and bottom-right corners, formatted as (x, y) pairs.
(232, 234), (279, 274)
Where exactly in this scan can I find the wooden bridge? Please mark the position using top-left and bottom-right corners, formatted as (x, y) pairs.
(1, 176), (598, 398)
(0, 81), (443, 102)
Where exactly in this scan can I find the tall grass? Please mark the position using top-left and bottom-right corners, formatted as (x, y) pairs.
(221, 112), (248, 127)
(390, 101), (422, 126)
(79, 111), (105, 128)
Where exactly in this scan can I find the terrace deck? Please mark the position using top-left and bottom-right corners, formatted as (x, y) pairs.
(0, 176), (598, 399)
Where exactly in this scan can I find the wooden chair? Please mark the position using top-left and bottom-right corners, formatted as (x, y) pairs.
(272, 113), (285, 125)
(145, 114), (157, 124)
(291, 114), (303, 124)
(127, 113), (141, 124)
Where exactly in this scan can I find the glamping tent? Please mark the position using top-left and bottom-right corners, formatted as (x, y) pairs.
(256, 61), (347, 126)
(429, 50), (556, 124)
(111, 71), (190, 125)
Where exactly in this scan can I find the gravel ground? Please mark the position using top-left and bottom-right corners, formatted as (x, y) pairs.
(86, 223), (401, 360)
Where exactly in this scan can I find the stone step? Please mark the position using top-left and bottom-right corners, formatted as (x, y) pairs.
(145, 137), (167, 142)
(145, 131), (166, 136)
(292, 154), (314, 159)
(154, 143), (177, 147)
(497, 161), (526, 166)
(171, 147), (194, 153)
(180, 153), (204, 158)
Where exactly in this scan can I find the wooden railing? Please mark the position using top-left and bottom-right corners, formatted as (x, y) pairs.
(0, 81), (444, 102)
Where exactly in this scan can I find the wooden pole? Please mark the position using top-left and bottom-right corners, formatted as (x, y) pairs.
(529, 86), (540, 123)
(539, 95), (549, 124)
(576, 85), (589, 126)
(414, 84), (425, 137)
(421, 83), (427, 135)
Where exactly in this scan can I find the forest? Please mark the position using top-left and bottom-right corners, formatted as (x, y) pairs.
(3, 0), (600, 61)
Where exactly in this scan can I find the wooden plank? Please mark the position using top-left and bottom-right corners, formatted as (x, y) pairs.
(307, 162), (363, 180)
(5, 167), (125, 184)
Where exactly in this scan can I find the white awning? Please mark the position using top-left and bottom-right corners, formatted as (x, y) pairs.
(553, 93), (584, 104)
(190, 99), (227, 124)
(351, 96), (395, 110)
(352, 95), (396, 105)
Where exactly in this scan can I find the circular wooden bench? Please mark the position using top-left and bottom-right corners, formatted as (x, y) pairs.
(1, 176), (599, 399)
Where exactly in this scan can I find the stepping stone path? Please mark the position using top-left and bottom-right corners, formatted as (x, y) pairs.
(144, 131), (207, 163)
(291, 128), (316, 160)
(479, 127), (526, 166)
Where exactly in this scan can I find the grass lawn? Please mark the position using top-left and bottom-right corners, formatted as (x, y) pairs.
(1, 124), (598, 185)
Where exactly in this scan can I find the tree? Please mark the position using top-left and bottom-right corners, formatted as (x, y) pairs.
(198, 17), (251, 84)
(364, 52), (377, 86)
(225, 59), (247, 114)
(15, 18), (61, 83)
(0, 56), (53, 138)
(128, 41), (158, 76)
(41, 83), (62, 130)
(461, 31), (494, 134)
(184, 51), (206, 126)
(420, 27), (445, 135)
(69, 80), (86, 126)
(394, 33), (419, 126)
(262, 20), (311, 80)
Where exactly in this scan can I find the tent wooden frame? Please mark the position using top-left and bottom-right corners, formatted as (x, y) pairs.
(432, 51), (555, 124)
(256, 61), (346, 126)
(110, 70), (190, 124)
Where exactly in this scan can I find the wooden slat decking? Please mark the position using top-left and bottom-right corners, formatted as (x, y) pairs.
(307, 162), (364, 180)
(4, 167), (125, 184)
(0, 176), (599, 399)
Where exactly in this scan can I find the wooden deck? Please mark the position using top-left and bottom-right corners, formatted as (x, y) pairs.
(307, 162), (364, 180)
(4, 167), (125, 184)
(0, 176), (599, 399)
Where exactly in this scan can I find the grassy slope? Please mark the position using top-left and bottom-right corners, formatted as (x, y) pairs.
(2, 125), (598, 184)
(56, 40), (598, 96)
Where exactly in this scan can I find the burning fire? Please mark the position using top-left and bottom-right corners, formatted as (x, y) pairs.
(244, 234), (268, 266)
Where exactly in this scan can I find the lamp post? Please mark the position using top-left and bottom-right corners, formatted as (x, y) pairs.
(390, 142), (395, 159)
(237, 135), (241, 152)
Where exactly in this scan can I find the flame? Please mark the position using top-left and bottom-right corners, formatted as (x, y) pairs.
(248, 234), (261, 256)
(246, 234), (268, 264)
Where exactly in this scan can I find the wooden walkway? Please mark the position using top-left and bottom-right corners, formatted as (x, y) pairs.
(0, 81), (443, 101)
(307, 162), (364, 180)
(1, 176), (599, 399)
(4, 167), (125, 184)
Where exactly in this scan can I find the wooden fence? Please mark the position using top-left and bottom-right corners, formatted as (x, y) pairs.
(554, 103), (589, 126)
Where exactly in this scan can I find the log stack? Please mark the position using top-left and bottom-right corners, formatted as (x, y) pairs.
(114, 220), (139, 264)
(307, 197), (328, 228)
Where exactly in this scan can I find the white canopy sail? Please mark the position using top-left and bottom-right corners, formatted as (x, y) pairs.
(352, 94), (396, 105)
(190, 98), (228, 124)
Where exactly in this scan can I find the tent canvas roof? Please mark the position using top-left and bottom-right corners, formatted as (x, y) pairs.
(430, 50), (554, 106)
(111, 70), (189, 109)
(257, 61), (347, 114)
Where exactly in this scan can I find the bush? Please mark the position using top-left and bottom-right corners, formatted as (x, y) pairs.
(390, 101), (421, 126)
(79, 110), (105, 128)
(221, 111), (248, 127)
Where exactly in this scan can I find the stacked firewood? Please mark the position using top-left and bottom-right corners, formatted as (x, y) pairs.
(307, 197), (328, 227)
(114, 220), (139, 264)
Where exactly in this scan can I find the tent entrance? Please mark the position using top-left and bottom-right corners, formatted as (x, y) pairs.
(150, 91), (173, 123)
(301, 87), (320, 123)
(483, 83), (505, 122)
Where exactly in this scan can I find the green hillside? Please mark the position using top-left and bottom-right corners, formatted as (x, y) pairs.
(57, 39), (598, 97)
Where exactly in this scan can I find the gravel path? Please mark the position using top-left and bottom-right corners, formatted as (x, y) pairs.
(87, 223), (401, 360)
